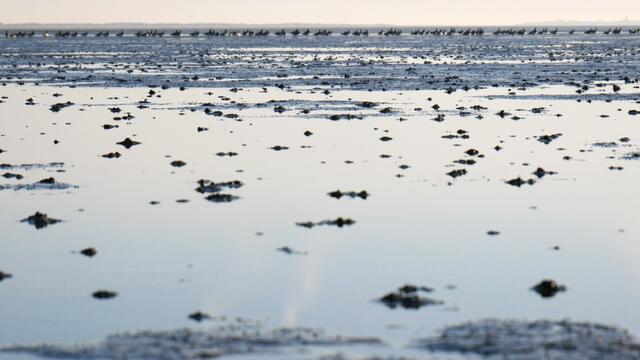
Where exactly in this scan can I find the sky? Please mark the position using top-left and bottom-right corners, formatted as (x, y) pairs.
(2, 0), (639, 25)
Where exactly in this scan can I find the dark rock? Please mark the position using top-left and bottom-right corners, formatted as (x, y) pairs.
(277, 246), (307, 255)
(196, 179), (243, 193)
(49, 102), (73, 112)
(38, 177), (55, 184)
(442, 134), (470, 140)
(358, 101), (377, 108)
(116, 113), (135, 121)
(532, 167), (556, 178)
(188, 311), (211, 322)
(170, 160), (186, 167)
(117, 138), (141, 149)
(447, 169), (467, 178)
(432, 114), (446, 122)
(506, 177), (535, 187)
(2, 172), (23, 180)
(379, 289), (443, 310)
(80, 248), (97, 257)
(531, 280), (566, 298)
(398, 285), (418, 293)
(328, 190), (369, 200)
(102, 152), (121, 159)
(453, 159), (476, 165)
(216, 152), (239, 157)
(537, 133), (562, 145)
(92, 290), (118, 300)
(0, 271), (12, 282)
(205, 193), (240, 203)
(21, 212), (61, 229)
(328, 114), (361, 121)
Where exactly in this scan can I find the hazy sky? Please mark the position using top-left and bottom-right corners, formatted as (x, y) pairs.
(2, 0), (639, 25)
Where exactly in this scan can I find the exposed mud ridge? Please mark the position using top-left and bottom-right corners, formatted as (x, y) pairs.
(415, 319), (640, 360)
(2, 326), (382, 360)
(483, 92), (640, 101)
(0, 177), (77, 191)
(296, 217), (356, 228)
(622, 152), (640, 160)
(0, 162), (65, 170)
(1, 34), (640, 91)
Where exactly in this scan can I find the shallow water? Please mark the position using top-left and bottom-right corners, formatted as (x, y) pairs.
(0, 34), (640, 359)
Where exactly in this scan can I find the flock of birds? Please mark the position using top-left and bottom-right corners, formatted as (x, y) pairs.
(3, 27), (640, 38)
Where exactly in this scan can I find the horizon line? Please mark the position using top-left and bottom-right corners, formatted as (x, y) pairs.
(2, 21), (640, 28)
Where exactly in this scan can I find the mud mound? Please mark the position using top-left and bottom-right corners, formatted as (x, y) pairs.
(416, 319), (640, 360)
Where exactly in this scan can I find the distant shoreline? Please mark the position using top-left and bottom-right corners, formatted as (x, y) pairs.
(2, 22), (640, 31)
